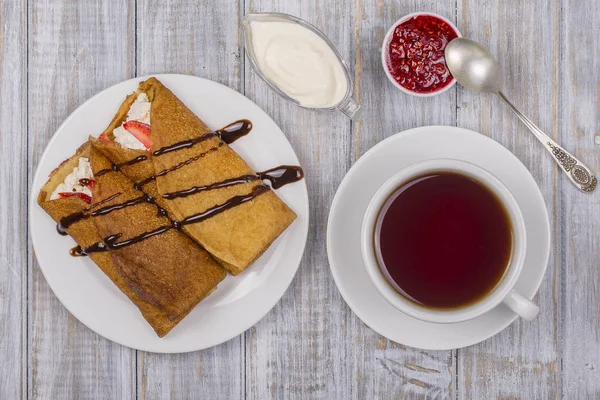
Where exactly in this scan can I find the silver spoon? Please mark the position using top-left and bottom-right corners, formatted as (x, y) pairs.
(445, 38), (597, 193)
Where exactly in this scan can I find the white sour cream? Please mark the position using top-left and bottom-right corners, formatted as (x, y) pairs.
(50, 157), (94, 200)
(249, 21), (348, 108)
(113, 92), (151, 150)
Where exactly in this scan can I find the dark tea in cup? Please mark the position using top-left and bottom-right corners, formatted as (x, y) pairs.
(374, 171), (513, 309)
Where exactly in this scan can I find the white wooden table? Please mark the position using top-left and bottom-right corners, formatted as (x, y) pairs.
(2, 0), (599, 398)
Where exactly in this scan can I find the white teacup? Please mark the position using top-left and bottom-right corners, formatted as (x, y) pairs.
(361, 159), (539, 323)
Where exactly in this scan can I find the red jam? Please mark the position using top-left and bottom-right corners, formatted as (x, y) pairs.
(58, 192), (92, 204)
(386, 14), (458, 93)
(79, 178), (96, 189)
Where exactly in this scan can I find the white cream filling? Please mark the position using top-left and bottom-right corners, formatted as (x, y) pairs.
(113, 92), (151, 150)
(50, 157), (93, 200)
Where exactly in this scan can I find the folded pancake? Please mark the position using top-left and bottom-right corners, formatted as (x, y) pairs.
(92, 77), (297, 275)
(38, 143), (226, 337)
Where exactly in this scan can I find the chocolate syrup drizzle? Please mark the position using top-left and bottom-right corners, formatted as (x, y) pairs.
(135, 143), (224, 189)
(96, 162), (121, 177)
(57, 193), (122, 235)
(163, 166), (304, 199)
(163, 174), (260, 199)
(257, 166), (304, 190)
(94, 120), (250, 177)
(59, 142), (225, 234)
(63, 119), (303, 257)
(71, 185), (269, 256)
(70, 226), (172, 257)
(153, 119), (252, 156)
(60, 165), (302, 237)
(177, 184), (269, 227)
(57, 194), (154, 234)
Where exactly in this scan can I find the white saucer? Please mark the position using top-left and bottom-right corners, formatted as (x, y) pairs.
(30, 74), (309, 353)
(327, 126), (550, 350)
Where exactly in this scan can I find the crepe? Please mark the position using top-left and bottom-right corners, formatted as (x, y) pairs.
(37, 143), (226, 337)
(93, 78), (297, 275)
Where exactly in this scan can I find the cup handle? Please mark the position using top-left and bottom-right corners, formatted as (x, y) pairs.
(502, 289), (539, 320)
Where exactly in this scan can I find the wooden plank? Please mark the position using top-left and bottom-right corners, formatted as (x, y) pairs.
(244, 1), (455, 398)
(349, 1), (457, 398)
(456, 1), (561, 398)
(27, 1), (137, 399)
(243, 3), (353, 398)
(0, 0), (26, 398)
(560, 0), (600, 396)
(18, 0), (600, 397)
(136, 0), (243, 85)
(135, 1), (244, 399)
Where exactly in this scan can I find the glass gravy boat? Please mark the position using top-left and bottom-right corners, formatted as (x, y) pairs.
(242, 12), (363, 121)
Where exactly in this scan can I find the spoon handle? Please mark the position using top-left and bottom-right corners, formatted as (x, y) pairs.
(497, 91), (597, 193)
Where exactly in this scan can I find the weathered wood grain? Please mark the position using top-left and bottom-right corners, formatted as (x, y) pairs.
(0, 0), (26, 399)
(243, 0), (353, 398)
(6, 1), (600, 398)
(244, 0), (455, 399)
(456, 1), (561, 398)
(27, 1), (136, 399)
(561, 0), (600, 396)
(136, 1), (244, 399)
(350, 1), (458, 398)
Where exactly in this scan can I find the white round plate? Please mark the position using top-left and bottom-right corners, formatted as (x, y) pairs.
(327, 126), (550, 350)
(30, 74), (309, 353)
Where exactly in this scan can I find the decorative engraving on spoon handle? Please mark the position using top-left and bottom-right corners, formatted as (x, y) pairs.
(545, 141), (597, 192)
(497, 91), (597, 193)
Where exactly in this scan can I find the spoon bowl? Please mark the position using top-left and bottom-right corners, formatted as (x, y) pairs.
(445, 38), (501, 93)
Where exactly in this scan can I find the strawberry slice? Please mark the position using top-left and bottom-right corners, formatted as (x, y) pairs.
(58, 192), (92, 204)
(123, 121), (152, 150)
(98, 132), (111, 143)
(79, 178), (96, 190)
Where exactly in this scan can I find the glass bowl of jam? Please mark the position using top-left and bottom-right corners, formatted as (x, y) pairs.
(382, 12), (461, 97)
